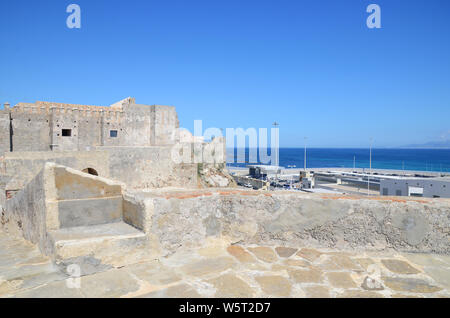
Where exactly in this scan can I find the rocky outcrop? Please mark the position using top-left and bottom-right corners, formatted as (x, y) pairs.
(197, 163), (237, 188)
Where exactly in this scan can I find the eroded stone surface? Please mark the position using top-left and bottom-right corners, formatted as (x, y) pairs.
(402, 253), (449, 268)
(422, 267), (450, 289)
(79, 268), (140, 298)
(180, 257), (236, 277)
(354, 258), (375, 270)
(1, 228), (450, 299)
(326, 272), (357, 289)
(248, 247), (278, 263)
(283, 259), (310, 268)
(227, 245), (257, 263)
(255, 275), (292, 297)
(328, 255), (362, 271)
(275, 247), (298, 258)
(125, 261), (181, 285)
(303, 285), (330, 298)
(208, 274), (254, 298)
(296, 248), (322, 262)
(13, 279), (84, 298)
(381, 259), (421, 275)
(382, 277), (443, 293)
(288, 268), (323, 284)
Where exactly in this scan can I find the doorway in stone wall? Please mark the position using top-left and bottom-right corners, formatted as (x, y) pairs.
(82, 168), (98, 176)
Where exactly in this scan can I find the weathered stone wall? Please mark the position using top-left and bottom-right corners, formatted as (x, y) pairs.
(151, 105), (179, 145)
(5, 100), (180, 152)
(4, 166), (52, 253)
(47, 104), (173, 150)
(50, 108), (83, 151)
(10, 107), (51, 152)
(0, 146), (204, 193)
(139, 190), (450, 255)
(75, 110), (103, 151)
(1, 150), (110, 190)
(103, 146), (198, 189)
(0, 175), (9, 208)
(0, 110), (10, 156)
(35, 101), (127, 151)
(120, 104), (152, 147)
(122, 192), (150, 233)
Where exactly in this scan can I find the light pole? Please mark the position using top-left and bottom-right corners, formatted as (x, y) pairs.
(353, 156), (356, 170)
(272, 122), (279, 184)
(304, 137), (307, 172)
(368, 138), (373, 196)
(272, 122), (279, 167)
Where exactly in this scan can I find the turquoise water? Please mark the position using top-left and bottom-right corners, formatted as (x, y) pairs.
(226, 148), (450, 172)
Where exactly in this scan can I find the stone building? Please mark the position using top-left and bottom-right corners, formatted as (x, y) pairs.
(0, 97), (232, 206)
(0, 97), (179, 155)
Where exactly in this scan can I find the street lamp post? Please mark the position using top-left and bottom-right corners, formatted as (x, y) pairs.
(272, 122), (279, 168)
(368, 138), (373, 196)
(272, 122), (279, 183)
(304, 137), (307, 172)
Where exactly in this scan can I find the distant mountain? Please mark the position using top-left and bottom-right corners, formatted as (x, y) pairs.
(402, 140), (450, 149)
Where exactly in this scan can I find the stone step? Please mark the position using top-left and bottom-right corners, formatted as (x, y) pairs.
(54, 196), (123, 228)
(49, 222), (149, 268)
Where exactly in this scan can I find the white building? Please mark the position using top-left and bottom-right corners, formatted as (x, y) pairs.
(380, 177), (450, 198)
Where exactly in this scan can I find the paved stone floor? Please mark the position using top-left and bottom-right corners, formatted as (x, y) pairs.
(1, 229), (450, 298)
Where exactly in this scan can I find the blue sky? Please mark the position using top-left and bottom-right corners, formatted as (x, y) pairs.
(1, 0), (449, 147)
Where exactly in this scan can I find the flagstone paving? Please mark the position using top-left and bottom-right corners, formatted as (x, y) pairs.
(1, 229), (450, 298)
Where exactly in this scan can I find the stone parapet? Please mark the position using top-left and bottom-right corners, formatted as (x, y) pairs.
(133, 189), (450, 256)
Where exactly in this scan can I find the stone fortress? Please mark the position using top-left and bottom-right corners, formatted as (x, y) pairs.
(0, 97), (232, 202)
(0, 97), (178, 153)
(0, 98), (450, 298)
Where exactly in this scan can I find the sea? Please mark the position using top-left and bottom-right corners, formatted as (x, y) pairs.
(226, 148), (450, 173)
